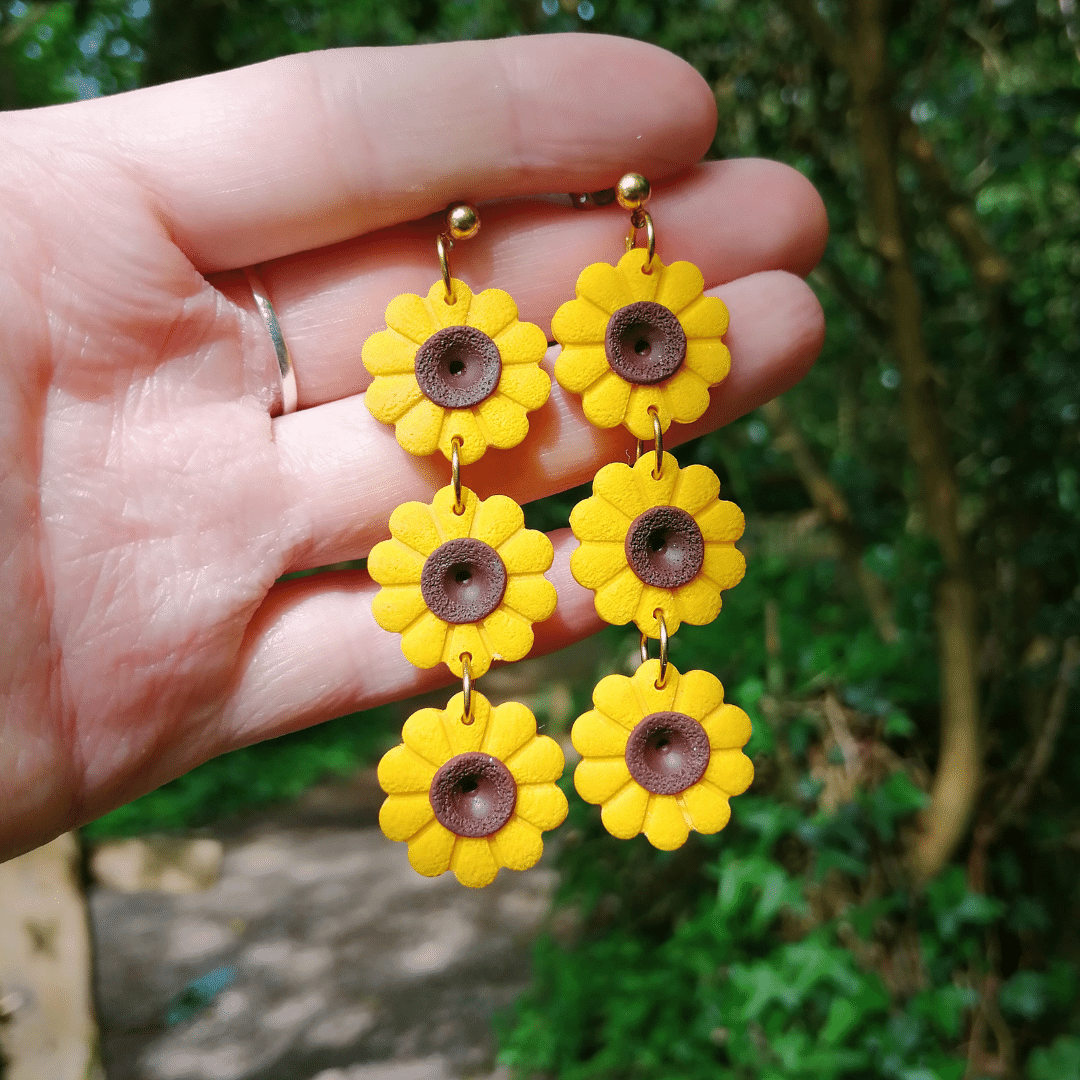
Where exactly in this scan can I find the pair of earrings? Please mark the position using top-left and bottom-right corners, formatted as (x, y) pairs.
(363, 176), (754, 888)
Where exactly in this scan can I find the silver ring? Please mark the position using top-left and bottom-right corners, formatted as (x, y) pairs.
(244, 267), (298, 416)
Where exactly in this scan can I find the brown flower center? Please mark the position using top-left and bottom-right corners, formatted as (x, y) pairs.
(429, 752), (517, 838)
(414, 325), (502, 409)
(604, 300), (687, 385)
(625, 711), (711, 796)
(420, 538), (508, 624)
(624, 505), (704, 589)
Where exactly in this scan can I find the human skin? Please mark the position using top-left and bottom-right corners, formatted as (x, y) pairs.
(0, 34), (827, 861)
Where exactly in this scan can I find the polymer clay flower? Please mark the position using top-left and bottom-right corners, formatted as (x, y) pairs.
(363, 279), (550, 465)
(378, 690), (568, 887)
(572, 661), (753, 850)
(551, 247), (729, 439)
(569, 451), (745, 637)
(368, 484), (557, 677)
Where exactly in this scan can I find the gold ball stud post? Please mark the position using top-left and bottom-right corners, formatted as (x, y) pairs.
(445, 202), (480, 241)
(615, 173), (651, 211)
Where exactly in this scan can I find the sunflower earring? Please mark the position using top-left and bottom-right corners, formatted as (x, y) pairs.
(364, 204), (568, 887)
(555, 175), (755, 851)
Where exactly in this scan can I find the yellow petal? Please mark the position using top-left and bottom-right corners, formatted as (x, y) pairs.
(378, 744), (437, 794)
(402, 706), (454, 766)
(476, 394), (530, 450)
(446, 624), (492, 677)
(494, 318), (548, 366)
(581, 370), (632, 429)
(592, 461), (648, 518)
(497, 363), (551, 410)
(617, 248), (661, 302)
(642, 794), (690, 850)
(654, 259), (705, 315)
(368, 539), (425, 586)
(704, 749), (755, 796)
(452, 837), (499, 888)
(482, 607), (535, 663)
(569, 542), (624, 590)
(672, 464), (722, 516)
(498, 529), (554, 574)
(466, 287), (518, 339)
(575, 260), (633, 315)
(371, 584), (429, 634)
(554, 344), (610, 393)
(430, 484), (478, 540)
(438, 409), (488, 465)
(671, 668), (725, 722)
(440, 691), (490, 755)
(663, 370), (712, 425)
(595, 566), (645, 626)
(481, 701), (537, 760)
(680, 782), (732, 834)
(400, 610), (451, 670)
(623, 388), (668, 440)
(631, 659), (680, 712)
(575, 758), (632, 805)
(384, 292), (434, 343)
(600, 782), (650, 840)
(591, 673), (641, 730)
(633, 451), (680, 506)
(491, 817), (545, 872)
(388, 500), (442, 556)
(570, 709), (630, 758)
(406, 821), (457, 877)
(507, 735), (564, 785)
(569, 495), (631, 543)
(426, 278), (471, 328)
(379, 793), (435, 842)
(552, 299), (611, 345)
(670, 576), (723, 628)
(696, 501), (745, 543)
(514, 783), (569, 831)
(362, 330), (419, 377)
(701, 544), (747, 591)
(395, 398), (445, 458)
(702, 704), (753, 750)
(364, 373), (424, 424)
(634, 585), (679, 636)
(677, 293), (729, 338)
(502, 575), (557, 623)
(471, 494), (524, 549)
(683, 339), (731, 385)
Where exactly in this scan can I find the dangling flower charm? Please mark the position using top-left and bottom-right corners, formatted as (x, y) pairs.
(378, 691), (568, 886)
(552, 248), (730, 439)
(571, 661), (753, 850)
(569, 451), (745, 637)
(364, 279), (550, 464)
(368, 484), (557, 676)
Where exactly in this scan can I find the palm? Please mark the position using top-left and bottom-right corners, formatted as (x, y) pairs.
(0, 36), (828, 859)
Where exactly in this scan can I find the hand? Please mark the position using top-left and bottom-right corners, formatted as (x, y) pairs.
(0, 34), (826, 860)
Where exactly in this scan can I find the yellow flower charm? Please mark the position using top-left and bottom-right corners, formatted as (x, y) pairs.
(368, 483), (557, 677)
(551, 248), (729, 439)
(572, 660), (753, 850)
(569, 450), (745, 638)
(378, 690), (568, 887)
(363, 279), (550, 465)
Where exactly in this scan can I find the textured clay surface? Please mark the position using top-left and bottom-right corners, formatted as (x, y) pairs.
(624, 710), (711, 796)
(414, 326), (502, 409)
(624, 505), (705, 589)
(604, 300), (687, 385)
(429, 753), (518, 839)
(420, 539), (508, 625)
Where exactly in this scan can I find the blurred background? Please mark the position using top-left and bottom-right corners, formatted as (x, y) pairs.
(0, 1), (1078, 1078)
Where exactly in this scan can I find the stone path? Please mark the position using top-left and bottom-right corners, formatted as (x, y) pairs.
(89, 774), (557, 1080)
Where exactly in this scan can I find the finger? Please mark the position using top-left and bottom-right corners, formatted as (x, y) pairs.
(274, 269), (824, 573)
(231, 158), (827, 408)
(217, 530), (601, 750)
(49, 36), (717, 271)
